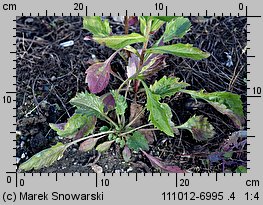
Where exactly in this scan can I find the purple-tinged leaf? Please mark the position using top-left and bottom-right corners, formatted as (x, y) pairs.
(101, 93), (115, 112)
(50, 123), (66, 131)
(183, 90), (245, 129)
(127, 53), (139, 78)
(141, 150), (185, 173)
(85, 51), (119, 93)
(84, 36), (93, 41)
(210, 102), (244, 129)
(122, 146), (131, 162)
(79, 136), (103, 152)
(128, 16), (138, 26)
(49, 114), (95, 138)
(85, 62), (110, 93)
(176, 115), (215, 141)
(140, 54), (167, 77)
(74, 116), (97, 140)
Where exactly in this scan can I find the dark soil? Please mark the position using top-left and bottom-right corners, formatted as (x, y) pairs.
(16, 16), (247, 173)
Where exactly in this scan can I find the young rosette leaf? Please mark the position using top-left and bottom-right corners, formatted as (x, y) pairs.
(49, 114), (95, 138)
(142, 81), (174, 137)
(176, 115), (215, 141)
(70, 92), (105, 118)
(111, 90), (128, 116)
(79, 137), (101, 152)
(183, 90), (245, 129)
(83, 16), (111, 37)
(93, 33), (146, 50)
(163, 17), (191, 42)
(96, 140), (115, 153)
(146, 43), (210, 60)
(122, 145), (132, 162)
(150, 76), (189, 98)
(19, 142), (67, 171)
(126, 131), (149, 152)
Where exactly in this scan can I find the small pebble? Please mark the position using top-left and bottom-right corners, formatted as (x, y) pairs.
(127, 167), (133, 172)
(20, 141), (25, 148)
(92, 164), (103, 173)
(25, 18), (34, 24)
(21, 153), (26, 159)
(72, 148), (77, 152)
(51, 76), (56, 81)
(16, 157), (21, 164)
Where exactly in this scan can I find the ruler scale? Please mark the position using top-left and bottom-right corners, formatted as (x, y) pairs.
(0, 0), (262, 204)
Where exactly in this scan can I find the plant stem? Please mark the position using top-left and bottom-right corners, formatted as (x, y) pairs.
(121, 80), (131, 126)
(116, 114), (121, 126)
(134, 18), (152, 99)
(103, 115), (119, 129)
(120, 123), (153, 136)
(126, 107), (146, 128)
(139, 128), (159, 132)
(117, 77), (131, 93)
(139, 18), (152, 67)
(66, 130), (115, 148)
(124, 16), (129, 35)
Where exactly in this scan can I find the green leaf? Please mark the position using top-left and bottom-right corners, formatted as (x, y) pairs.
(123, 45), (141, 57)
(150, 19), (165, 34)
(235, 166), (247, 173)
(150, 76), (189, 98)
(146, 43), (210, 60)
(126, 131), (149, 152)
(96, 140), (115, 153)
(19, 142), (67, 171)
(139, 16), (147, 36)
(183, 90), (245, 129)
(176, 115), (215, 141)
(223, 151), (233, 159)
(139, 17), (164, 36)
(99, 126), (110, 132)
(70, 92), (105, 117)
(49, 114), (95, 138)
(111, 90), (128, 116)
(83, 16), (111, 37)
(152, 16), (178, 22)
(93, 33), (146, 49)
(142, 81), (174, 137)
(163, 17), (191, 42)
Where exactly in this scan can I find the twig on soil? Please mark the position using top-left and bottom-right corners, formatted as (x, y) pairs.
(88, 153), (101, 166)
(16, 36), (49, 45)
(53, 87), (71, 118)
